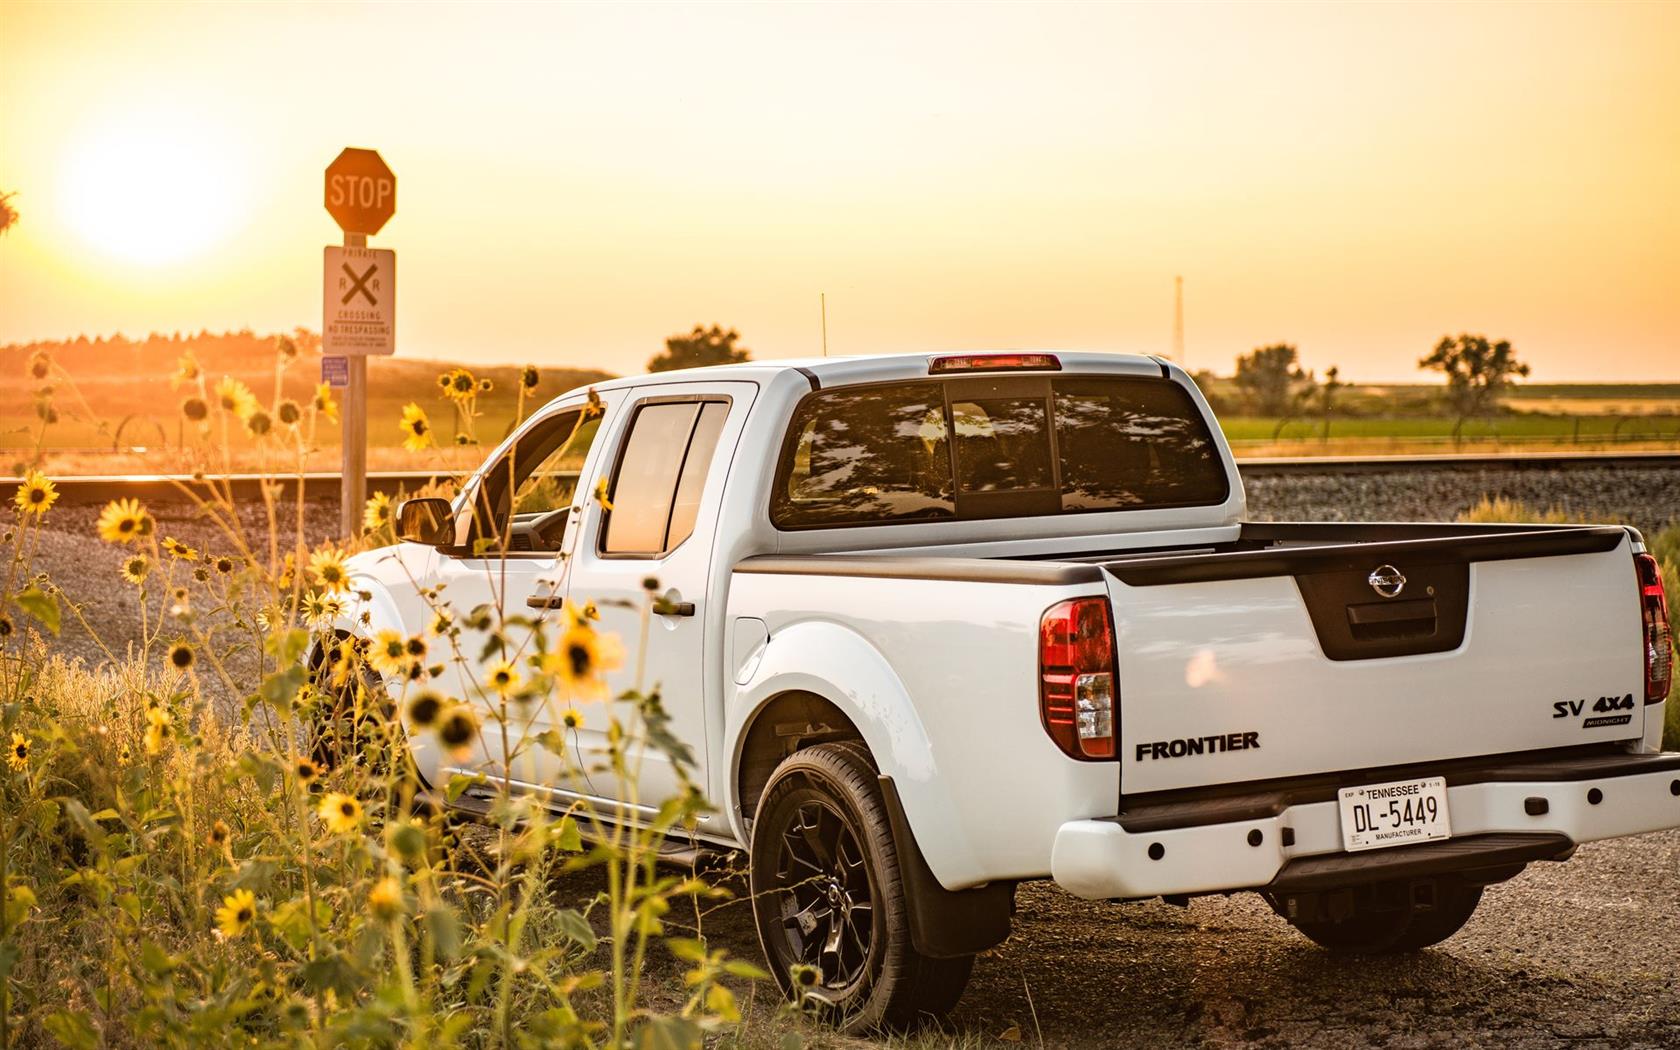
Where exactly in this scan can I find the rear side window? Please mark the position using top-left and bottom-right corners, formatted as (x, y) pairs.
(602, 400), (730, 555)
(771, 376), (1226, 529)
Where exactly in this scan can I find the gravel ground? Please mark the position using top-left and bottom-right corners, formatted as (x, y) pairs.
(17, 466), (1680, 1047)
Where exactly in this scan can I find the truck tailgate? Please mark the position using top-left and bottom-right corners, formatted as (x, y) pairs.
(1104, 525), (1643, 795)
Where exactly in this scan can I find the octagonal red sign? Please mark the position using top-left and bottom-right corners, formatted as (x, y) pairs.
(324, 148), (396, 236)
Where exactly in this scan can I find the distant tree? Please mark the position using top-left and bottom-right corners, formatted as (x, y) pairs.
(0, 190), (17, 236)
(1234, 343), (1312, 418)
(1317, 365), (1342, 443)
(1418, 333), (1530, 443)
(648, 324), (750, 373)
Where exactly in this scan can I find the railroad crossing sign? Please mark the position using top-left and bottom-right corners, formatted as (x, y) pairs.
(322, 246), (396, 355)
(324, 148), (396, 236)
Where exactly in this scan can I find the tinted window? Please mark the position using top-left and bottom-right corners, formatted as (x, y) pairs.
(771, 376), (1226, 529)
(773, 384), (954, 528)
(1054, 378), (1226, 510)
(603, 400), (730, 556)
(951, 396), (1053, 493)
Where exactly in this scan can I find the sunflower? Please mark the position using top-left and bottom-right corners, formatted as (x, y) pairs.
(214, 555), (235, 575)
(208, 819), (231, 846)
(182, 397), (208, 421)
(593, 477), (613, 511)
(276, 399), (302, 426)
(96, 498), (152, 544)
(398, 403), (433, 451)
(406, 691), (444, 728)
(368, 876), (405, 921)
(276, 334), (298, 360)
(245, 410), (273, 438)
(368, 629), (408, 676)
(294, 758), (321, 785)
(13, 471), (57, 517)
(520, 365), (539, 391)
(308, 548), (350, 594)
(27, 350), (51, 380)
(314, 383), (339, 424)
(171, 352), (200, 388)
(484, 659), (521, 696)
(561, 708), (584, 730)
(214, 376), (258, 419)
(362, 491), (393, 532)
(0, 612), (14, 643)
(446, 369), (476, 401)
(120, 554), (151, 585)
(143, 709), (172, 755)
(585, 387), (604, 417)
(318, 791), (363, 833)
(436, 706), (478, 759)
(163, 537), (199, 561)
(477, 378), (493, 394)
(215, 888), (257, 938)
(167, 641), (195, 671)
(8, 732), (28, 771)
(545, 621), (623, 699)
(429, 608), (454, 636)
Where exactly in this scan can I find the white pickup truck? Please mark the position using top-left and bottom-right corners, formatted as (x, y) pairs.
(338, 351), (1677, 1030)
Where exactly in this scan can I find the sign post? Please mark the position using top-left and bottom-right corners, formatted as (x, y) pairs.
(322, 148), (396, 539)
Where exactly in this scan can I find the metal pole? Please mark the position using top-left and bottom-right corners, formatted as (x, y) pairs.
(820, 292), (828, 357)
(340, 231), (368, 540)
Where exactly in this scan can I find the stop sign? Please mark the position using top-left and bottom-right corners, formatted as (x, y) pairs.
(324, 148), (396, 236)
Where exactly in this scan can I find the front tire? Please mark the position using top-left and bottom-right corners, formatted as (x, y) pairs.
(749, 742), (973, 1032)
(1268, 880), (1482, 954)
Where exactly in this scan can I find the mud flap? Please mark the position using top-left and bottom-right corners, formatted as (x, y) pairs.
(878, 775), (1014, 958)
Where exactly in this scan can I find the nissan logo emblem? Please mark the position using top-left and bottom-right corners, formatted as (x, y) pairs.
(1368, 564), (1406, 598)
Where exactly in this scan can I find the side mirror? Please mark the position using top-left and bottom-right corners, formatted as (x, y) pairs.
(395, 497), (453, 547)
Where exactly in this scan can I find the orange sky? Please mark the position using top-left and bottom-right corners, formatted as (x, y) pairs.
(2, 1), (1677, 381)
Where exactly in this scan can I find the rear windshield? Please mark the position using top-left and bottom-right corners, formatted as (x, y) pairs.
(771, 375), (1229, 529)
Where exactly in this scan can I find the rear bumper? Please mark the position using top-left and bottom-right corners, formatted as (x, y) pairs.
(1051, 751), (1680, 900)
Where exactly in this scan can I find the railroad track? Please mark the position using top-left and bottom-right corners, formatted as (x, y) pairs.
(5, 450), (1679, 505)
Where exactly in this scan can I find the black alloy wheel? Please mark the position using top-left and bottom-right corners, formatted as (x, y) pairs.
(749, 742), (973, 1032)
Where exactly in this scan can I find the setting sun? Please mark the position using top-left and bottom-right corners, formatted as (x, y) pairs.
(59, 114), (244, 266)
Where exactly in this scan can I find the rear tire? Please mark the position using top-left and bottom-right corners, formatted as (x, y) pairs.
(749, 742), (973, 1032)
(1269, 881), (1482, 954)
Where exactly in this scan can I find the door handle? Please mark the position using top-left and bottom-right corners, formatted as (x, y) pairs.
(654, 597), (696, 617)
(526, 595), (565, 610)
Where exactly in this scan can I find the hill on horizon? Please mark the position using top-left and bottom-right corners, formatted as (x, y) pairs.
(2, 329), (616, 466)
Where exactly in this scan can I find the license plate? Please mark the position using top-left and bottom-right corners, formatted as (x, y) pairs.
(1337, 776), (1451, 853)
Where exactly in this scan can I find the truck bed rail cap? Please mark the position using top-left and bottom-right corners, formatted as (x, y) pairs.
(735, 554), (1105, 587)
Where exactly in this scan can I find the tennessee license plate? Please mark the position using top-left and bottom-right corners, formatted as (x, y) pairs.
(1338, 776), (1451, 852)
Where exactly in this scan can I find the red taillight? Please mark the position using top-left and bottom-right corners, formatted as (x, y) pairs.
(929, 353), (1062, 375)
(1039, 597), (1118, 760)
(1636, 553), (1672, 704)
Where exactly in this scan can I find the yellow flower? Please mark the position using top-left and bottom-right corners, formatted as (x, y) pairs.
(143, 712), (172, 755)
(167, 641), (195, 671)
(484, 659), (521, 695)
(308, 548), (351, 594)
(560, 708), (584, 730)
(368, 876), (405, 921)
(398, 403), (433, 452)
(314, 383), (339, 424)
(444, 368), (476, 402)
(318, 791), (363, 834)
(214, 376), (258, 419)
(294, 758), (321, 785)
(593, 477), (613, 511)
(215, 888), (257, 938)
(120, 554), (151, 585)
(8, 732), (28, 771)
(407, 690), (444, 728)
(368, 629), (408, 676)
(96, 498), (151, 544)
(163, 536), (199, 561)
(302, 591), (344, 628)
(208, 819), (231, 846)
(13, 471), (57, 518)
(363, 491), (393, 531)
(171, 352), (200, 389)
(436, 705), (479, 760)
(520, 365), (539, 391)
(544, 621), (623, 699)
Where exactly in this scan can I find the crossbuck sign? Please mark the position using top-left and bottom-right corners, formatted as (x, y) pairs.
(322, 246), (396, 355)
